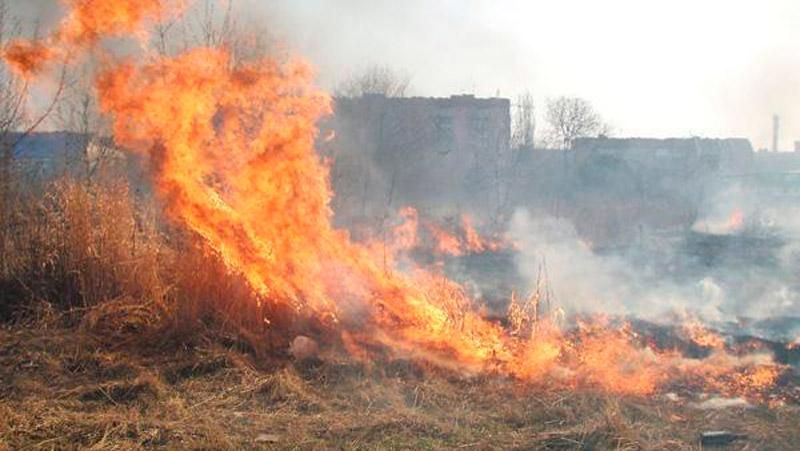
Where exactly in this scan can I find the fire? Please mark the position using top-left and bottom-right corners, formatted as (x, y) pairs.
(572, 327), (664, 395)
(726, 208), (745, 231)
(93, 47), (514, 366)
(683, 320), (726, 350)
(2, 40), (55, 78)
(387, 207), (419, 255)
(2, 0), (184, 78)
(428, 223), (464, 256)
(56, 0), (179, 46)
(735, 365), (781, 390)
(4, 0), (788, 400)
(462, 215), (507, 253)
(427, 214), (514, 256)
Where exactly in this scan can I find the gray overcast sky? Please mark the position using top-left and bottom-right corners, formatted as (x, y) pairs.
(15, 0), (800, 150)
(254, 0), (800, 150)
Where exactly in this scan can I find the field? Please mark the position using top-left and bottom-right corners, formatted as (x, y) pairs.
(2, 2), (800, 448)
(0, 175), (798, 450)
(2, 304), (799, 450)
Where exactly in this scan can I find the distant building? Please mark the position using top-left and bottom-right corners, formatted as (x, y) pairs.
(507, 137), (758, 248)
(571, 137), (755, 175)
(14, 112), (785, 251)
(321, 94), (511, 227)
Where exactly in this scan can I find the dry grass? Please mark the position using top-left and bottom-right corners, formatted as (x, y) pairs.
(1, 173), (166, 312)
(0, 172), (281, 349)
(2, 174), (800, 449)
(1, 316), (800, 450)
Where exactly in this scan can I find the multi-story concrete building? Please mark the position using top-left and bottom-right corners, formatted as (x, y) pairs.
(320, 94), (511, 229)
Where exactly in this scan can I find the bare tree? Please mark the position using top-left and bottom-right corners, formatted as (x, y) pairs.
(0, 1), (25, 270)
(0, 0), (67, 274)
(511, 92), (536, 149)
(335, 64), (411, 98)
(0, 1), (25, 138)
(155, 0), (273, 64)
(544, 96), (610, 149)
(195, 0), (234, 48)
(55, 59), (116, 183)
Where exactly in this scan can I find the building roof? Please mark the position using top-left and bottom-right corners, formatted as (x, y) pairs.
(335, 93), (510, 110)
(572, 137), (754, 154)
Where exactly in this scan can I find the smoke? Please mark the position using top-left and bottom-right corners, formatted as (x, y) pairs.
(691, 182), (752, 235)
(8, 1), (800, 331)
(507, 210), (716, 321)
(509, 212), (630, 315)
(254, 0), (531, 97)
(6, 0), (62, 35)
(509, 207), (800, 333)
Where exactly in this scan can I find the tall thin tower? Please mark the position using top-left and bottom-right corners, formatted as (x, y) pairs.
(773, 114), (780, 152)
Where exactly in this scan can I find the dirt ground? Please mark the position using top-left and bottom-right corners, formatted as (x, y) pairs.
(1, 319), (799, 451)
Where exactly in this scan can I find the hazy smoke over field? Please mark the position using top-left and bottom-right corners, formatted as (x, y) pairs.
(509, 195), (800, 336)
(509, 210), (726, 321)
(8, 0), (800, 336)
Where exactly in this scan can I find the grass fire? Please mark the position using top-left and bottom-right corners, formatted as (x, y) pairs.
(1, 0), (799, 449)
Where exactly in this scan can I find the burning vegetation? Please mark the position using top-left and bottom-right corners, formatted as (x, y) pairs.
(0, 0), (799, 449)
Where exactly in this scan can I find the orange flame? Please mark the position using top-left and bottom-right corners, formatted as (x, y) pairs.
(683, 320), (726, 350)
(428, 223), (464, 256)
(463, 215), (489, 253)
(427, 215), (513, 256)
(5, 0), (787, 400)
(2, 40), (55, 78)
(2, 0), (184, 78)
(386, 207), (419, 255)
(727, 208), (745, 231)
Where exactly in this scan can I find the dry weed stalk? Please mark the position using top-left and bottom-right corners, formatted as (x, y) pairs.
(508, 261), (559, 338)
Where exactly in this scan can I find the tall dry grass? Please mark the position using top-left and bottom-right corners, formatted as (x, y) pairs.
(0, 164), (276, 352)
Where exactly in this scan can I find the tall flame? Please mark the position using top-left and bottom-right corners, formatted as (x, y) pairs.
(427, 215), (513, 257)
(3, 0), (786, 399)
(3, 0), (184, 78)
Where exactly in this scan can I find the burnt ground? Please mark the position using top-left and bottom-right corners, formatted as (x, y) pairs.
(2, 316), (800, 450)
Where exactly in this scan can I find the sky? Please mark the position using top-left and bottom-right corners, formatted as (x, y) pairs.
(254, 0), (800, 151)
(12, 0), (800, 150)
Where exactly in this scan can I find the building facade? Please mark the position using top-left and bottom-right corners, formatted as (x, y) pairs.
(321, 94), (511, 229)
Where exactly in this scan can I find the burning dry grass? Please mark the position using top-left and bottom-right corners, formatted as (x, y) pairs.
(1, 176), (796, 393)
(1, 0), (794, 406)
(0, 174), (287, 349)
(2, 313), (800, 450)
(0, 205), (798, 449)
(1, 2), (799, 447)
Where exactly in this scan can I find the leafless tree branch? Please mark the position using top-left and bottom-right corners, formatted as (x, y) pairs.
(335, 65), (411, 98)
(544, 96), (610, 149)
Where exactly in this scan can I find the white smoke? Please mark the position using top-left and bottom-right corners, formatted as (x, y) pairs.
(509, 208), (800, 327)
